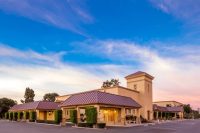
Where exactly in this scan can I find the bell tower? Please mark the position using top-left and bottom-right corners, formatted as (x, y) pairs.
(125, 71), (154, 120)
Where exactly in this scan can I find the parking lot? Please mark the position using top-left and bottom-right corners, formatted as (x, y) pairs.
(0, 119), (200, 133)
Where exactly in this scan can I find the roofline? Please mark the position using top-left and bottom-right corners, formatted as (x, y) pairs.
(59, 90), (142, 108)
(60, 102), (141, 108)
(9, 101), (59, 111)
(125, 71), (154, 80)
(56, 86), (140, 99)
(153, 101), (184, 105)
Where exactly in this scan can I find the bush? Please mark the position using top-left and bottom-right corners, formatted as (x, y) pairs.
(13, 112), (18, 121)
(29, 111), (36, 122)
(24, 112), (29, 120)
(85, 107), (97, 124)
(70, 110), (77, 124)
(9, 112), (13, 120)
(54, 110), (62, 124)
(18, 112), (23, 120)
(97, 123), (106, 128)
(78, 123), (93, 128)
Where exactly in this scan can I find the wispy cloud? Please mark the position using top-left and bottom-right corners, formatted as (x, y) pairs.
(72, 39), (200, 108)
(0, 0), (93, 35)
(150, 0), (200, 26)
(0, 43), (131, 103)
(0, 41), (200, 109)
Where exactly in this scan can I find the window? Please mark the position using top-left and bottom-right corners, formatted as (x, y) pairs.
(134, 84), (137, 90)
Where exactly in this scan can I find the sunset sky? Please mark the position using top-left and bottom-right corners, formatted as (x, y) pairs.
(0, 0), (199, 109)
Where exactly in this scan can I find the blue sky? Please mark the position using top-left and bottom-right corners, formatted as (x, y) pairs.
(0, 0), (200, 108)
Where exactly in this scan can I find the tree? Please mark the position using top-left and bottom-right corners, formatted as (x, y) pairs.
(0, 98), (17, 118)
(43, 93), (59, 102)
(183, 104), (192, 114)
(102, 79), (120, 88)
(21, 87), (35, 103)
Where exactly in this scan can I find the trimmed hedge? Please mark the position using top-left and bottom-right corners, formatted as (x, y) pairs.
(97, 123), (106, 128)
(13, 112), (18, 121)
(18, 112), (23, 120)
(70, 110), (77, 124)
(29, 111), (36, 122)
(54, 110), (62, 124)
(24, 112), (29, 120)
(85, 107), (97, 124)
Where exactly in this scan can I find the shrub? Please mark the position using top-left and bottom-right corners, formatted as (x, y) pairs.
(29, 111), (36, 122)
(18, 112), (23, 120)
(54, 110), (62, 124)
(97, 123), (106, 128)
(13, 112), (18, 121)
(24, 112), (29, 120)
(70, 110), (77, 124)
(9, 112), (13, 120)
(85, 107), (97, 124)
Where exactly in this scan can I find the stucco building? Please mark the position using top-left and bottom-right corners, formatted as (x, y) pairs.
(153, 101), (184, 120)
(9, 101), (60, 122)
(56, 71), (154, 125)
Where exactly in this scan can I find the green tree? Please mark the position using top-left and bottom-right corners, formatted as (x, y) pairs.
(21, 87), (35, 103)
(43, 93), (59, 102)
(183, 104), (192, 114)
(0, 98), (17, 118)
(102, 79), (120, 88)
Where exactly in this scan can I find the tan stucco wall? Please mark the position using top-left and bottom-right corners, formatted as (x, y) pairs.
(46, 111), (55, 121)
(36, 110), (55, 121)
(126, 76), (153, 120)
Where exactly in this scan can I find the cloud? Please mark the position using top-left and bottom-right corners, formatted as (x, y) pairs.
(150, 0), (200, 26)
(0, 41), (200, 109)
(71, 40), (200, 109)
(0, 43), (132, 103)
(0, 0), (93, 35)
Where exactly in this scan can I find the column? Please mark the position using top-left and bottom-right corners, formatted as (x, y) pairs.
(61, 108), (66, 126)
(156, 112), (159, 120)
(94, 105), (100, 123)
(77, 107), (80, 124)
(136, 109), (141, 124)
(121, 108), (126, 125)
(175, 113), (177, 119)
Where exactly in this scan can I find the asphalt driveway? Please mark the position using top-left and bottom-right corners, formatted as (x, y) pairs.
(0, 119), (200, 133)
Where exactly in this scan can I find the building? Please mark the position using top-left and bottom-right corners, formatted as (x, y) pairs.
(59, 91), (141, 125)
(9, 101), (60, 122)
(153, 101), (184, 120)
(56, 71), (154, 125)
(8, 71), (184, 126)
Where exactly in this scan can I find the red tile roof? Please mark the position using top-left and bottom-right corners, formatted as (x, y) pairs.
(153, 104), (183, 112)
(9, 101), (60, 111)
(60, 91), (141, 108)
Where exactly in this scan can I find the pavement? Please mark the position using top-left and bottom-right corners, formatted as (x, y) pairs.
(0, 119), (200, 133)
